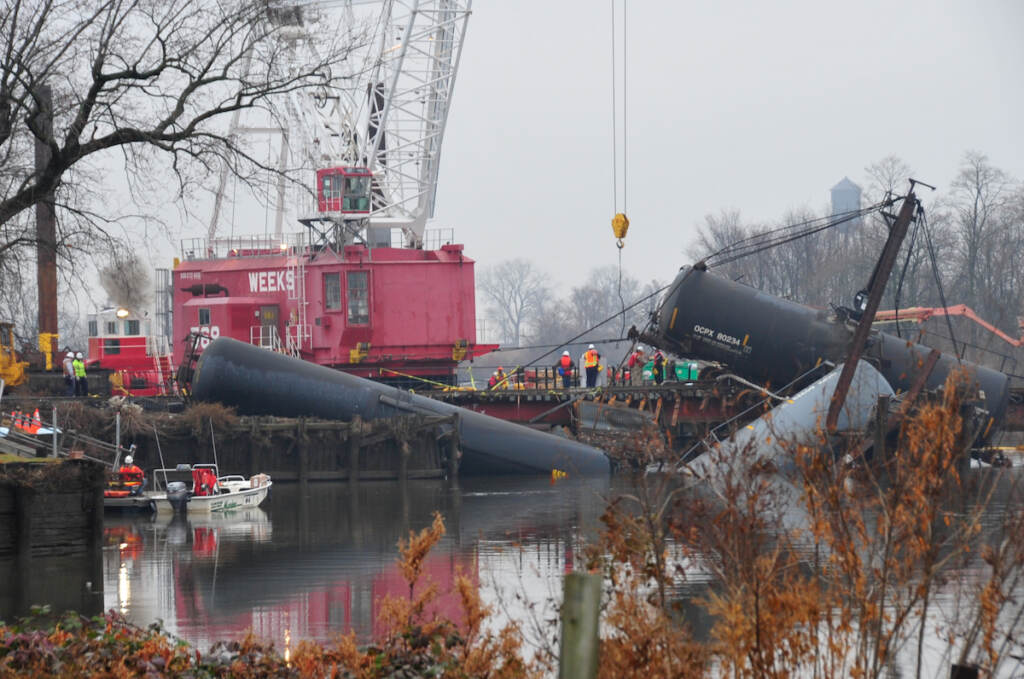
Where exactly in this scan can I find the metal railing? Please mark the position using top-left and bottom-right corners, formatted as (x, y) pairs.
(181, 232), (310, 261)
(250, 325), (284, 353)
(422, 228), (456, 251)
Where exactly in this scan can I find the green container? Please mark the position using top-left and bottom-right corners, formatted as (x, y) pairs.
(674, 361), (699, 380)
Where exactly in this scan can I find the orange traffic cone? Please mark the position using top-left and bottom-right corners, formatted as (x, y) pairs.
(29, 409), (42, 435)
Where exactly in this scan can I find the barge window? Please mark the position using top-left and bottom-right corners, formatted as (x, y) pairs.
(199, 308), (210, 325)
(88, 320), (97, 336)
(323, 175), (342, 199)
(126, 320), (140, 335)
(347, 271), (369, 325)
(106, 321), (117, 334)
(104, 338), (120, 355)
(343, 176), (371, 211)
(324, 273), (341, 311)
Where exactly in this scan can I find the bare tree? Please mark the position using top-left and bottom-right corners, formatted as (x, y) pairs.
(477, 259), (550, 347)
(947, 151), (1014, 319)
(566, 265), (641, 340)
(1, 0), (361, 230)
(0, 0), (362, 342)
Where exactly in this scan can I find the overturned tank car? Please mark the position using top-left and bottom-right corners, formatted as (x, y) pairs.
(186, 337), (611, 476)
(640, 265), (1010, 434)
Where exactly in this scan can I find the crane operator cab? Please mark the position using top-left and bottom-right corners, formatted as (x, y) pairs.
(317, 166), (372, 215)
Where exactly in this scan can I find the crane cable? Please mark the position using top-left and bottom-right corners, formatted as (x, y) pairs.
(611, 0), (629, 335)
(702, 202), (891, 268)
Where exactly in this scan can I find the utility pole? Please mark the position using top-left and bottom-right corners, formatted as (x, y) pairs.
(826, 186), (922, 432)
(34, 84), (59, 371)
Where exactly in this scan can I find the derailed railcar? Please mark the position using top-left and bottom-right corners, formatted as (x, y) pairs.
(642, 265), (1010, 429)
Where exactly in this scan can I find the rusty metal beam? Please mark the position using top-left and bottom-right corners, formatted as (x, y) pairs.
(34, 84), (58, 370)
(827, 190), (918, 432)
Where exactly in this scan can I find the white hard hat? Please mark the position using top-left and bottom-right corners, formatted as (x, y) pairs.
(75, 352), (83, 359)
(562, 350), (569, 356)
(124, 455), (133, 465)
(638, 345), (644, 351)
(66, 351), (74, 358)
(588, 344), (595, 349)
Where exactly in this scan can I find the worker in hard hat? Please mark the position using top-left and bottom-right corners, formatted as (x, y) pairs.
(652, 349), (666, 385)
(487, 372), (498, 389)
(73, 351), (88, 396)
(556, 350), (575, 389)
(628, 345), (647, 385)
(583, 344), (601, 388)
(494, 366), (508, 389)
(117, 451), (145, 495)
(62, 351), (76, 396)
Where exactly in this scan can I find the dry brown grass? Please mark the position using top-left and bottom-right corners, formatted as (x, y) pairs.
(174, 402), (240, 439)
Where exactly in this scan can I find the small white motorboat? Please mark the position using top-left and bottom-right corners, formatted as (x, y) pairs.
(150, 464), (272, 514)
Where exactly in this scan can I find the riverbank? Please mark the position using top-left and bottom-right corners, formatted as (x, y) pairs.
(3, 399), (459, 481)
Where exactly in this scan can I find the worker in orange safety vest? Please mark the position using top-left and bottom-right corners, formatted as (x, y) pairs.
(117, 453), (146, 495)
(583, 344), (601, 388)
(556, 351), (575, 389)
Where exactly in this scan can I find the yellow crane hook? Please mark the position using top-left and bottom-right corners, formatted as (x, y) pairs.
(611, 212), (629, 249)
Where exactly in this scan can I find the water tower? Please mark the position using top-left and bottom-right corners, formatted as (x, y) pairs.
(830, 177), (862, 234)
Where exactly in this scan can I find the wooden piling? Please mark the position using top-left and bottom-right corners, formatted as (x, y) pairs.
(297, 417), (309, 484)
(348, 416), (362, 483)
(447, 414), (461, 481)
(558, 572), (602, 679)
(14, 485), (33, 566)
(399, 440), (410, 483)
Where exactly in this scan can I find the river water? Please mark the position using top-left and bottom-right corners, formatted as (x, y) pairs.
(100, 476), (617, 650)
(5, 462), (1021, 675)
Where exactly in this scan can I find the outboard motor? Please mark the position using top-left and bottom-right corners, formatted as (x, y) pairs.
(166, 481), (190, 513)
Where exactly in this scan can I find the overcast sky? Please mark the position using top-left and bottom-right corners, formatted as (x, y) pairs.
(151, 0), (1024, 316)
(432, 0), (1024, 292)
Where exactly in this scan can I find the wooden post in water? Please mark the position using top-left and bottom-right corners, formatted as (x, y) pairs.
(249, 417), (261, 477)
(399, 439), (410, 483)
(297, 417), (309, 484)
(558, 572), (601, 679)
(13, 484), (34, 614)
(447, 414), (461, 481)
(348, 416), (362, 483)
(14, 485), (34, 562)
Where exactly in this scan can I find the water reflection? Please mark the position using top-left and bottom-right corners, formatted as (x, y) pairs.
(96, 466), (1022, 673)
(103, 476), (612, 648)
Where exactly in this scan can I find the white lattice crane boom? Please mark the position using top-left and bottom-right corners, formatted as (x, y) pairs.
(207, 0), (472, 248)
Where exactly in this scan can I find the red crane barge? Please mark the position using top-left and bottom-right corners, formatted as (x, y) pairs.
(173, 167), (496, 388)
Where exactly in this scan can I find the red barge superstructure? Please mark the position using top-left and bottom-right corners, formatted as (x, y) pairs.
(172, 226), (495, 386)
